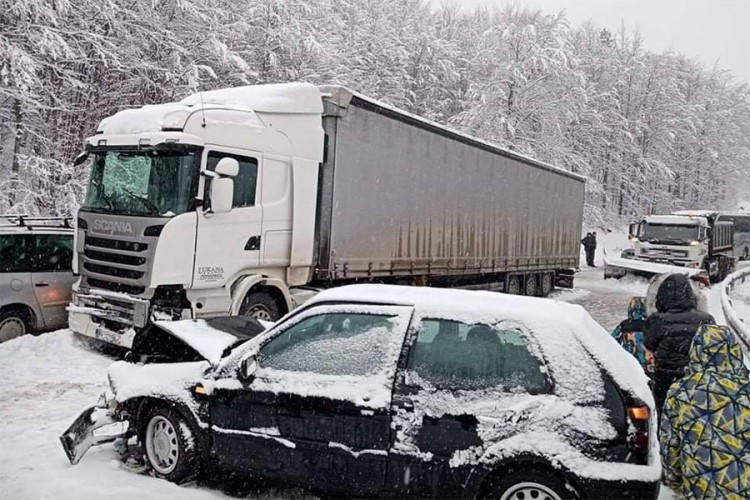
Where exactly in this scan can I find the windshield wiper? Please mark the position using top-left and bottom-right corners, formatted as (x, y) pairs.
(90, 180), (115, 211)
(119, 187), (160, 215)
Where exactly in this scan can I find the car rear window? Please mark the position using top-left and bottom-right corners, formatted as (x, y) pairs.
(407, 319), (552, 393)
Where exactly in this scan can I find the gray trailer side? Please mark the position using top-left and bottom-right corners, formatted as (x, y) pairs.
(314, 87), (584, 292)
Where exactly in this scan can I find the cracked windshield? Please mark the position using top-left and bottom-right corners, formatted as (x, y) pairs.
(83, 150), (199, 216)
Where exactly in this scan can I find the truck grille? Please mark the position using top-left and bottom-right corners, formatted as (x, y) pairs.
(81, 235), (150, 295)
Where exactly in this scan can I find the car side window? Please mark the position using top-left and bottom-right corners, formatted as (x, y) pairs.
(0, 235), (31, 273)
(206, 151), (258, 208)
(258, 312), (399, 377)
(407, 319), (552, 393)
(33, 235), (74, 272)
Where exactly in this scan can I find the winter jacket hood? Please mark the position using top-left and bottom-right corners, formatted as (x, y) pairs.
(688, 323), (748, 376)
(656, 274), (697, 313)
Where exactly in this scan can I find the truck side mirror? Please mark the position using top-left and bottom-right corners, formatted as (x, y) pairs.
(210, 177), (234, 214)
(628, 223), (637, 238)
(215, 158), (239, 177)
(73, 152), (89, 167)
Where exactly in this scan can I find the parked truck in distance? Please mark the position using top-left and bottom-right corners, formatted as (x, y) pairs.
(69, 82), (585, 348)
(605, 211), (735, 283)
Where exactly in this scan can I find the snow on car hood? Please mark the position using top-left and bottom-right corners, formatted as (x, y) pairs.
(151, 319), (242, 365)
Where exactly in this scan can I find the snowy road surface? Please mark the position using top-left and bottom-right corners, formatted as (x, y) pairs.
(1, 269), (681, 499)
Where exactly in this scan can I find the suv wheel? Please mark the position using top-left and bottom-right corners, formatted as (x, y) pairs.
(142, 407), (199, 483)
(0, 309), (29, 343)
(488, 467), (578, 500)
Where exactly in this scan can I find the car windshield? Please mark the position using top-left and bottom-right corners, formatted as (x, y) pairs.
(82, 149), (200, 216)
(641, 223), (699, 242)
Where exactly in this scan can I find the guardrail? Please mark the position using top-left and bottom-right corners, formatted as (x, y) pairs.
(720, 267), (750, 348)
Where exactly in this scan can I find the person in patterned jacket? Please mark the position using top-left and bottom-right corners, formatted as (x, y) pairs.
(660, 325), (750, 499)
(611, 297), (653, 372)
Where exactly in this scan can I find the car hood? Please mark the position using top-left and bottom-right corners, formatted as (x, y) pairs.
(130, 316), (267, 365)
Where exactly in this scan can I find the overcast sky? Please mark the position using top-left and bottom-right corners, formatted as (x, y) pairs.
(428, 0), (750, 84)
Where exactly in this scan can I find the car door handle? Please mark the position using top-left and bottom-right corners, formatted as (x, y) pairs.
(35, 283), (50, 287)
(244, 235), (262, 251)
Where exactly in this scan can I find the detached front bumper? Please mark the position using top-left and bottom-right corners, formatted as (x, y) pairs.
(60, 396), (128, 465)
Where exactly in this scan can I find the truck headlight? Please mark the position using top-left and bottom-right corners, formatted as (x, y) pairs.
(690, 240), (700, 246)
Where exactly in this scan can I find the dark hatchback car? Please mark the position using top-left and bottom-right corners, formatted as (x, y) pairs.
(62, 285), (660, 499)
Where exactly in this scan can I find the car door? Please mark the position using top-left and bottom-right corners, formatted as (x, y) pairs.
(387, 317), (554, 498)
(193, 148), (263, 289)
(30, 233), (76, 329)
(210, 303), (414, 494)
(0, 234), (39, 322)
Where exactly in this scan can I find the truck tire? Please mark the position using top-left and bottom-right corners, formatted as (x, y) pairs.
(0, 308), (29, 343)
(141, 406), (200, 483)
(524, 274), (538, 296)
(506, 276), (522, 295)
(239, 291), (280, 322)
(540, 273), (554, 297)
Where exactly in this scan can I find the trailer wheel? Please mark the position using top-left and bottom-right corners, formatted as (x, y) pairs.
(524, 274), (538, 296)
(239, 291), (281, 322)
(540, 273), (554, 297)
(506, 276), (522, 295)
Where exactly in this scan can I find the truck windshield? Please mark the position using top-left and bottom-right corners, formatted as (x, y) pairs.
(83, 150), (200, 216)
(641, 224), (699, 242)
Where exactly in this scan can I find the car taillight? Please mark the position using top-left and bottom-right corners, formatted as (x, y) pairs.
(627, 405), (650, 453)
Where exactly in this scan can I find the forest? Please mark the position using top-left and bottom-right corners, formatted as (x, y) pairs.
(2, 0), (749, 224)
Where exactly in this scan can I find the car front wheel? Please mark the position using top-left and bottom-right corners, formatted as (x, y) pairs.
(487, 467), (578, 500)
(142, 407), (199, 483)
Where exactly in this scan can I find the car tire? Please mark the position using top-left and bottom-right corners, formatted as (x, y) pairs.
(487, 466), (578, 500)
(141, 406), (200, 483)
(239, 291), (281, 322)
(0, 308), (29, 343)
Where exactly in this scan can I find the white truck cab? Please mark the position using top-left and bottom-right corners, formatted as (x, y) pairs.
(70, 83), (323, 346)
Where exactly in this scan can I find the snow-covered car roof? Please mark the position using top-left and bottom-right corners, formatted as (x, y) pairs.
(308, 284), (653, 407)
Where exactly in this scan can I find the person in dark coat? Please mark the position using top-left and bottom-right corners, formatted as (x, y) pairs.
(581, 232), (595, 267)
(645, 273), (715, 413)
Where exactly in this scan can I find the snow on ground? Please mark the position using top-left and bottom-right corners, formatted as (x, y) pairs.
(731, 277), (750, 324)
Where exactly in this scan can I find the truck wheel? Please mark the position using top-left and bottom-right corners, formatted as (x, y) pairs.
(744, 248), (749, 261)
(0, 308), (29, 343)
(485, 466), (578, 500)
(506, 276), (521, 295)
(540, 273), (554, 297)
(142, 406), (199, 483)
(524, 274), (538, 296)
(239, 291), (280, 322)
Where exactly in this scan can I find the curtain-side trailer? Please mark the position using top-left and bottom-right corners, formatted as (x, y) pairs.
(68, 83), (585, 348)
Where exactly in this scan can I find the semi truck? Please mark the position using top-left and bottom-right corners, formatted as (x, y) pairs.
(604, 211), (735, 282)
(68, 82), (585, 347)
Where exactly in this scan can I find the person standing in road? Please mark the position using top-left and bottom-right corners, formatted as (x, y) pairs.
(660, 325), (750, 499)
(581, 232), (595, 267)
(645, 273), (715, 413)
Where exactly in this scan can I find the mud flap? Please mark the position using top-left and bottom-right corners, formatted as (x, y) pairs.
(60, 405), (126, 465)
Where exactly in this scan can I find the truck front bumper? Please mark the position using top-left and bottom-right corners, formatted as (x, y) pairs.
(68, 309), (137, 348)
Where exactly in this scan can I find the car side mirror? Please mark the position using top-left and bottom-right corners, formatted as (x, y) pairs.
(238, 355), (258, 383)
(210, 177), (234, 214)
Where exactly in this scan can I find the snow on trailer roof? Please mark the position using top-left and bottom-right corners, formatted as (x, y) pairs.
(320, 85), (586, 184)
